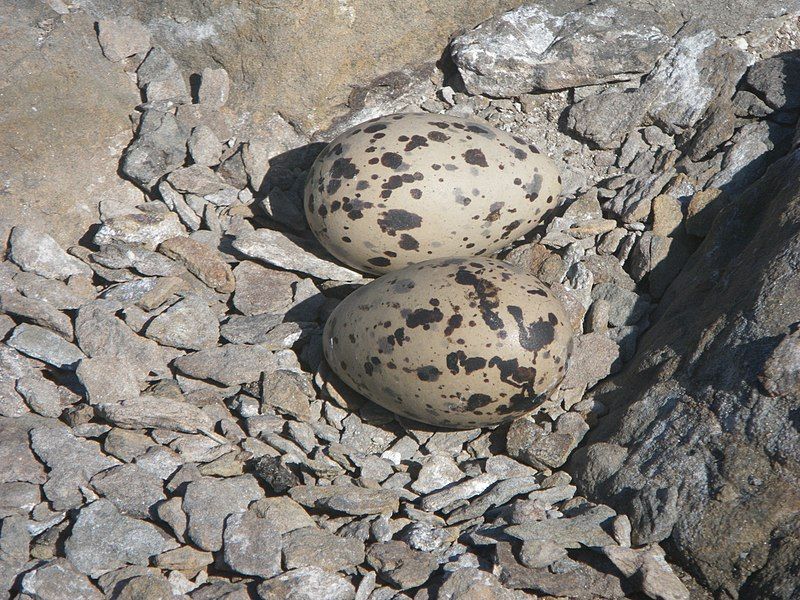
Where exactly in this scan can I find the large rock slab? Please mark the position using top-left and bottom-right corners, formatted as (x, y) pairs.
(569, 148), (800, 597)
(451, 0), (675, 96)
(86, 0), (522, 132)
(0, 4), (142, 251)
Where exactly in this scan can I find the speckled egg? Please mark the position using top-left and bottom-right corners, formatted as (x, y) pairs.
(305, 112), (561, 275)
(323, 257), (573, 428)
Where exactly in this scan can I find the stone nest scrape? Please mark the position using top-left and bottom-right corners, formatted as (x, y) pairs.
(2, 5), (799, 600)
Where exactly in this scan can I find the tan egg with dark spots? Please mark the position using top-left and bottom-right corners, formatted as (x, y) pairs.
(304, 112), (561, 275)
(323, 257), (573, 429)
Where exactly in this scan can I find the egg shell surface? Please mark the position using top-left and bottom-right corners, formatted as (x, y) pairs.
(305, 112), (562, 275)
(323, 257), (574, 428)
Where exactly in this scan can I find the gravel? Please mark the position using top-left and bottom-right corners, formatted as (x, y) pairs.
(5, 8), (790, 596)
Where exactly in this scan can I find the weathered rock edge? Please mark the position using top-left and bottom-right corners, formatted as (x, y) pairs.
(569, 146), (800, 597)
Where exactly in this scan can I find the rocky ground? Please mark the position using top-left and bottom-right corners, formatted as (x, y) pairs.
(1, 1), (799, 599)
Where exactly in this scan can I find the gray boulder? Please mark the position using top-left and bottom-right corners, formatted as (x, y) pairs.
(451, 0), (675, 96)
(570, 148), (800, 597)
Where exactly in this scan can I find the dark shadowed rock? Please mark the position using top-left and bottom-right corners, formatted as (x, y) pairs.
(744, 52), (800, 112)
(570, 149), (800, 597)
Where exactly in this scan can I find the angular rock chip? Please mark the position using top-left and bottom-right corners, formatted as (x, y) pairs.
(231, 261), (298, 316)
(0, 291), (73, 340)
(144, 295), (220, 350)
(96, 395), (215, 434)
(30, 425), (120, 510)
(289, 484), (400, 516)
(74, 301), (169, 378)
(158, 236), (235, 293)
(94, 213), (186, 250)
(96, 17), (151, 62)
(182, 475), (263, 551)
(89, 464), (166, 519)
(21, 558), (103, 600)
(232, 229), (362, 281)
(282, 526), (365, 572)
(173, 344), (283, 386)
(8, 226), (91, 280)
(64, 499), (171, 578)
(15, 374), (62, 418)
(366, 540), (438, 589)
(223, 508), (283, 578)
(76, 356), (141, 405)
(256, 567), (355, 600)
(7, 323), (85, 370)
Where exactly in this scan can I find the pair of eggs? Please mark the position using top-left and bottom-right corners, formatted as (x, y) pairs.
(304, 113), (573, 428)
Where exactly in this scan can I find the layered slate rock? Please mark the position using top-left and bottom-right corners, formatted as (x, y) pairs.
(570, 148), (800, 597)
(451, 1), (676, 96)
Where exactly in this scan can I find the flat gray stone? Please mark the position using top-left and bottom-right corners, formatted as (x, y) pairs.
(590, 283), (650, 327)
(198, 67), (231, 108)
(420, 473), (498, 513)
(96, 17), (151, 62)
(121, 111), (188, 185)
(223, 508), (283, 578)
(410, 454), (464, 495)
(76, 356), (141, 405)
(173, 344), (283, 386)
(437, 567), (527, 600)
(144, 295), (220, 350)
(0, 416), (47, 485)
(0, 346), (35, 418)
(8, 226), (91, 280)
(21, 558), (103, 600)
(15, 374), (62, 418)
(12, 272), (94, 310)
(102, 428), (155, 462)
(30, 425), (120, 510)
(257, 567), (355, 600)
(7, 324), (84, 370)
(232, 229), (362, 281)
(249, 496), (316, 535)
(290, 484), (400, 516)
(260, 369), (315, 420)
(504, 504), (618, 548)
(560, 332), (621, 390)
(743, 53), (800, 111)
(157, 235), (235, 294)
(74, 300), (169, 378)
(183, 475), (263, 551)
(282, 526), (365, 572)
(366, 540), (438, 590)
(232, 261), (298, 316)
(447, 476), (540, 524)
(64, 499), (171, 578)
(96, 395), (215, 434)
(506, 418), (575, 471)
(89, 464), (166, 519)
(94, 212), (186, 250)
(0, 291), (73, 340)
(0, 481), (40, 516)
